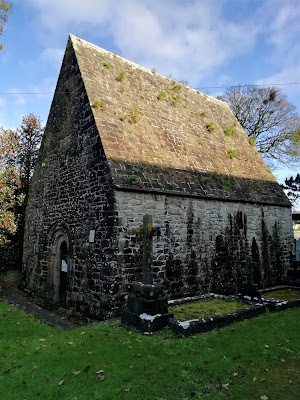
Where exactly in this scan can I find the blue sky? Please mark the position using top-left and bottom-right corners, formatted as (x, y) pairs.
(1, 0), (299, 188)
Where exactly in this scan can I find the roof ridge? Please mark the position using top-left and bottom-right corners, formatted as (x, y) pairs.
(69, 33), (227, 108)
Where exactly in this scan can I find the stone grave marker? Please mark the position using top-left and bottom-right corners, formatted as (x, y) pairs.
(122, 215), (173, 333)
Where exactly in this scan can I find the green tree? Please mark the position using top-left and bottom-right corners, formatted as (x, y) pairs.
(0, 115), (43, 269)
(18, 113), (44, 196)
(218, 85), (300, 165)
(0, 128), (22, 246)
(0, 1), (12, 50)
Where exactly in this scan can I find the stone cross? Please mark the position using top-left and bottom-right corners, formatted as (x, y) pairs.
(246, 256), (254, 286)
(136, 215), (161, 284)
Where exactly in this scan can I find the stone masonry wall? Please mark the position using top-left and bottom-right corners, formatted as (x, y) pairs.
(23, 42), (118, 319)
(114, 190), (294, 299)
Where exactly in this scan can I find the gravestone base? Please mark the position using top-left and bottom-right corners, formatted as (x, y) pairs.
(240, 282), (261, 298)
(122, 282), (174, 333)
(239, 258), (261, 298)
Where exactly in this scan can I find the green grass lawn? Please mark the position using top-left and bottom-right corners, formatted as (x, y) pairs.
(264, 289), (300, 301)
(1, 302), (300, 400)
(169, 298), (248, 321)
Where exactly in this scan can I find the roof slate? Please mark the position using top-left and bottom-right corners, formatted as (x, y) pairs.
(69, 35), (290, 206)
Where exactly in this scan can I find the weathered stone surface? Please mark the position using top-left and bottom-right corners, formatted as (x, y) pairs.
(114, 191), (294, 300)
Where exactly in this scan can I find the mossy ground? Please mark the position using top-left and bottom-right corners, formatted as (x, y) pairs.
(169, 298), (248, 321)
(264, 289), (300, 301)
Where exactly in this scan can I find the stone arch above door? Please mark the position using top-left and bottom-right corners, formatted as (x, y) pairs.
(46, 221), (73, 304)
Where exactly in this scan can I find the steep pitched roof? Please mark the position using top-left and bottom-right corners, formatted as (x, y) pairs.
(69, 34), (289, 206)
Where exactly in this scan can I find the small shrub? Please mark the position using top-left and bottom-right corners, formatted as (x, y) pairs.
(102, 62), (110, 70)
(172, 83), (182, 92)
(169, 92), (180, 105)
(206, 121), (216, 132)
(233, 121), (238, 127)
(157, 91), (167, 101)
(224, 128), (234, 136)
(151, 68), (156, 74)
(128, 109), (140, 124)
(201, 176), (211, 185)
(91, 99), (106, 110)
(200, 112), (206, 118)
(170, 181), (178, 189)
(129, 174), (139, 185)
(249, 137), (256, 146)
(131, 166), (139, 174)
(182, 104), (187, 109)
(116, 71), (125, 82)
(42, 161), (48, 168)
(227, 149), (238, 159)
(223, 179), (231, 190)
(252, 182), (259, 193)
(128, 128), (133, 134)
(211, 171), (220, 179)
(197, 139), (203, 145)
(196, 91), (200, 94)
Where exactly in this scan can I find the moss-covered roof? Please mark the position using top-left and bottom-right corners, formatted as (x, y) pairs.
(69, 34), (290, 206)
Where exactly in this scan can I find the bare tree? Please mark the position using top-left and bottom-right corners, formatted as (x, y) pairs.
(218, 85), (300, 165)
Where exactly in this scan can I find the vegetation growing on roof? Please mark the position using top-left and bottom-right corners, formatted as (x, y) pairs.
(170, 92), (180, 105)
(102, 62), (110, 70)
(252, 182), (259, 193)
(223, 178), (231, 190)
(227, 149), (238, 159)
(157, 91), (167, 101)
(116, 71), (125, 82)
(201, 176), (212, 185)
(206, 121), (216, 132)
(172, 82), (182, 92)
(129, 174), (140, 185)
(128, 109), (140, 124)
(91, 99), (106, 110)
(131, 166), (140, 174)
(249, 137), (256, 146)
(224, 127), (235, 136)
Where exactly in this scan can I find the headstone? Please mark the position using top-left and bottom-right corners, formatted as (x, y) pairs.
(240, 257), (261, 298)
(122, 215), (173, 333)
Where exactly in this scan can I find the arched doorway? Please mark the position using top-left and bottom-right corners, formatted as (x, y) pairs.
(47, 222), (71, 306)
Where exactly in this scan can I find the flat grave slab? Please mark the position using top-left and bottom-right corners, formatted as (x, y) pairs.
(168, 294), (265, 337)
(259, 286), (300, 312)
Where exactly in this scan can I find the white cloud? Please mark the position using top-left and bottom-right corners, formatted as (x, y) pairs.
(28, 0), (260, 85)
(253, 0), (300, 101)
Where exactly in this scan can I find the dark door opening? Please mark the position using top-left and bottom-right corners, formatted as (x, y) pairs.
(59, 241), (68, 307)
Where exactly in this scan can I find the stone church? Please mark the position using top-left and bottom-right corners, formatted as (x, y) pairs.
(23, 35), (294, 319)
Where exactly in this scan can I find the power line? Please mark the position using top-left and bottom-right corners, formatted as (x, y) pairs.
(195, 82), (300, 90)
(0, 82), (300, 95)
